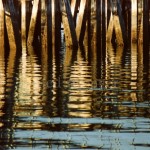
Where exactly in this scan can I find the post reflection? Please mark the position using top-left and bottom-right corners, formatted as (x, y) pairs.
(0, 44), (5, 129)
(13, 46), (43, 128)
(63, 46), (93, 119)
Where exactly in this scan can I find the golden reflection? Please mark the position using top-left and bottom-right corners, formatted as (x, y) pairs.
(6, 46), (16, 96)
(131, 43), (137, 92)
(64, 47), (93, 118)
(0, 46), (5, 122)
(14, 46), (43, 118)
(41, 0), (48, 102)
(106, 43), (123, 65)
(13, 122), (42, 129)
(68, 124), (90, 130)
(137, 44), (144, 101)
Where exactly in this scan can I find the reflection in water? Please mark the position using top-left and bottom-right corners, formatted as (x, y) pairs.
(0, 27), (150, 150)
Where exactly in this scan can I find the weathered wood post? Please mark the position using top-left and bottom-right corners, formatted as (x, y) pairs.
(7, 0), (21, 48)
(41, 0), (47, 47)
(131, 0), (137, 42)
(41, 0), (48, 98)
(51, 0), (55, 46)
(0, 0), (5, 98)
(137, 43), (144, 100)
(90, 0), (96, 46)
(21, 0), (26, 46)
(0, 0), (4, 49)
(76, 0), (87, 42)
(71, 0), (79, 21)
(138, 0), (143, 44)
(60, 0), (78, 47)
(27, 0), (39, 45)
(106, 0), (124, 46)
(131, 43), (137, 90)
(4, 2), (17, 50)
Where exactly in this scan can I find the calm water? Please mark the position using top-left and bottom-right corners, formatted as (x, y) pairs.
(0, 32), (150, 150)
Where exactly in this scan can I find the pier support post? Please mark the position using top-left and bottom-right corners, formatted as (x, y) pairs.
(0, 0), (4, 49)
(7, 0), (21, 48)
(27, 0), (39, 45)
(138, 0), (143, 44)
(76, 0), (87, 43)
(60, 0), (78, 47)
(131, 0), (137, 42)
(4, 2), (16, 50)
(21, 0), (26, 46)
(41, 0), (47, 47)
(106, 0), (124, 46)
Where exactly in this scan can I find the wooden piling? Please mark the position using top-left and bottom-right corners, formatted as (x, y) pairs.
(0, 0), (4, 49)
(27, 0), (39, 45)
(131, 0), (137, 42)
(0, 0), (5, 94)
(60, 0), (78, 47)
(7, 0), (21, 48)
(4, 2), (17, 50)
(52, 0), (55, 46)
(106, 1), (124, 46)
(138, 0), (143, 44)
(41, 0), (47, 47)
(90, 0), (96, 46)
(131, 43), (137, 90)
(21, 0), (26, 46)
(76, 0), (87, 42)
(71, 0), (77, 17)
(117, 0), (127, 43)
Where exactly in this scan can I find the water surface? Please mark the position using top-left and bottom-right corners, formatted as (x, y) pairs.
(0, 35), (150, 150)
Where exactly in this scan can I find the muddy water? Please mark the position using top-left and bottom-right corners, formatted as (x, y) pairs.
(0, 33), (150, 150)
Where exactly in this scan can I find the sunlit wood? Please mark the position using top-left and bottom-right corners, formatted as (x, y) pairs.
(131, 43), (137, 93)
(106, 1), (124, 46)
(5, 3), (16, 50)
(21, 0), (26, 46)
(0, 0), (4, 49)
(131, 0), (137, 42)
(71, 0), (77, 17)
(76, 0), (87, 41)
(61, 0), (78, 47)
(27, 0), (39, 45)
(41, 0), (47, 46)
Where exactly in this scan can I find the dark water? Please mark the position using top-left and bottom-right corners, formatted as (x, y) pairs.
(0, 32), (150, 150)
